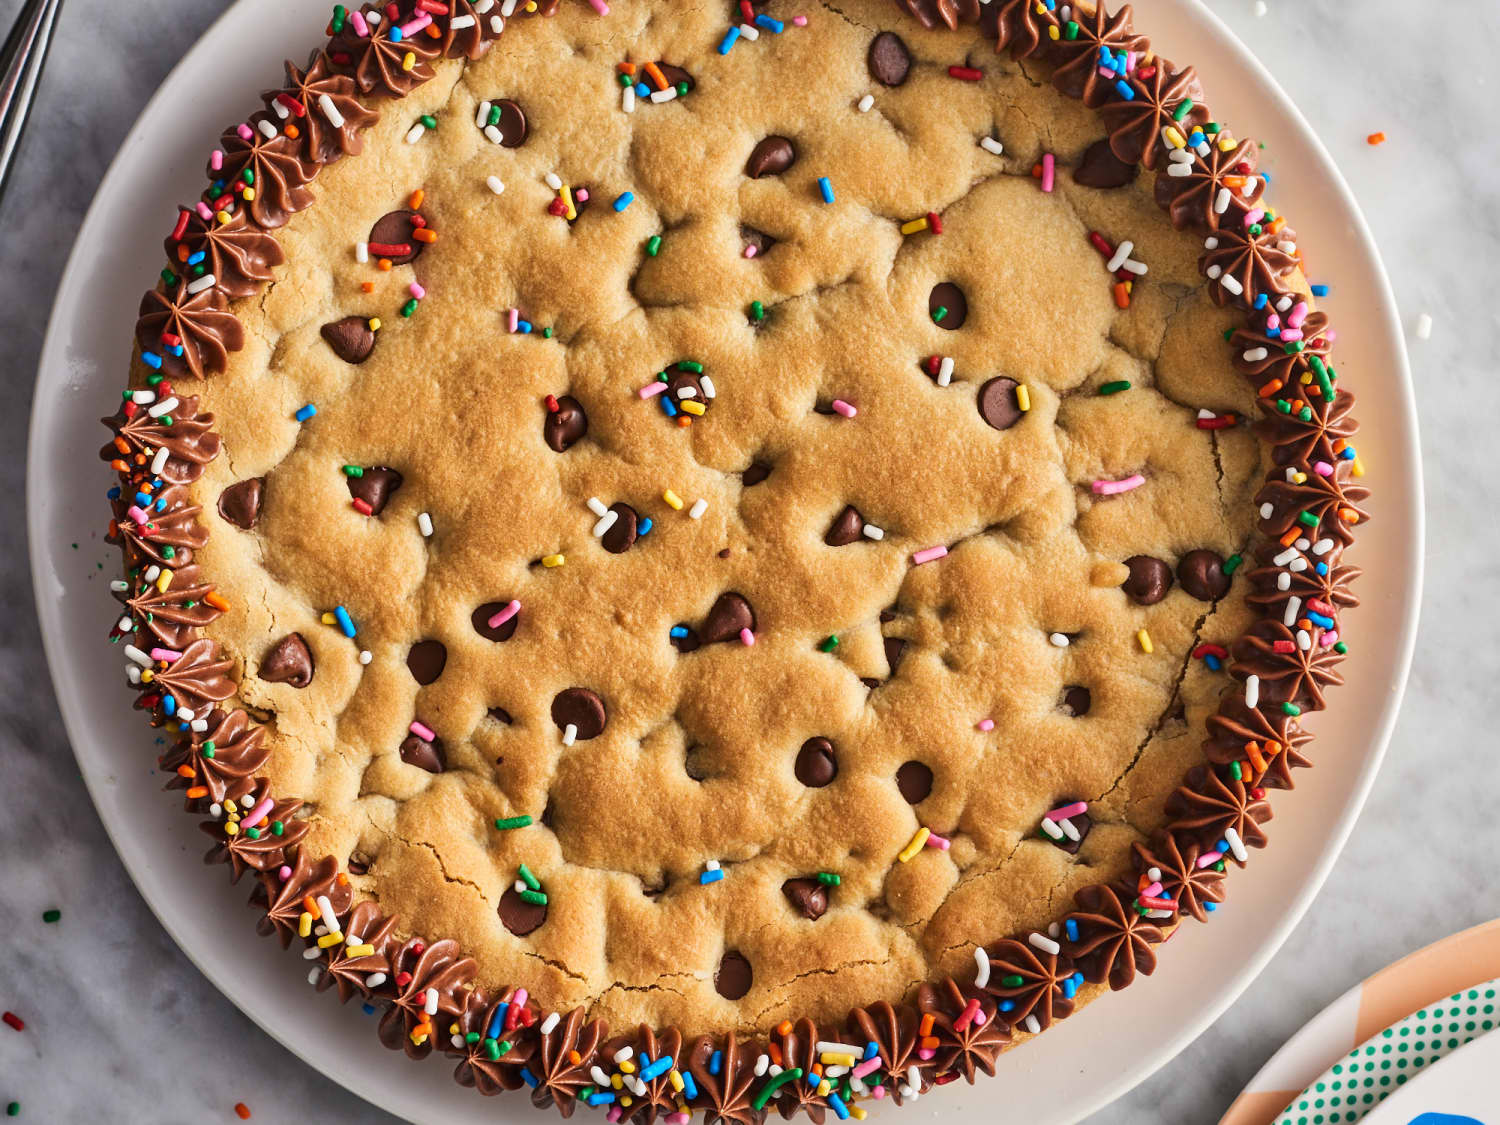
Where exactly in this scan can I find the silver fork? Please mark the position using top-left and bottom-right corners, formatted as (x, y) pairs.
(0, 0), (63, 202)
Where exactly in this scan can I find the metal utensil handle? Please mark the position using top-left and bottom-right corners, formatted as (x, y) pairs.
(0, 0), (64, 202)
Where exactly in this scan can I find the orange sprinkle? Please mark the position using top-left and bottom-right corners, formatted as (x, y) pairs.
(377, 258), (393, 272)
(302, 895), (318, 915)
(918, 1013), (935, 1037)
(1339, 507), (1360, 523)
(176, 765), (196, 778)
(569, 1050), (581, 1065)
(1112, 281), (1131, 309)
(644, 61), (668, 91)
(409, 188), (425, 210)
(336, 872), (350, 886)
(412, 227), (438, 244)
(616, 62), (637, 75)
(185, 786), (208, 799)
(768, 1043), (784, 1067)
(1279, 527), (1300, 547)
(110, 459), (128, 472)
(205, 591), (230, 611)
(361, 281), (375, 293)
(175, 244), (190, 262)
(1366, 131), (1386, 145)
(1257, 378), (1283, 398)
(675, 415), (692, 428)
(285, 124), (300, 140)
(775, 1020), (792, 1036)
(234, 1104), (252, 1121)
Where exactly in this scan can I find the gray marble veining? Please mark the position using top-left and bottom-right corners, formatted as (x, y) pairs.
(1, 0), (1494, 1121)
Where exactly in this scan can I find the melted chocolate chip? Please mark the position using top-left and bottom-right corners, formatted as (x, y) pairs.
(895, 760), (933, 804)
(1047, 795), (1092, 855)
(218, 478), (264, 530)
(551, 687), (607, 740)
(867, 31), (911, 86)
(490, 99), (527, 146)
(781, 878), (828, 921)
(1122, 556), (1173, 605)
(655, 62), (695, 93)
(261, 633), (313, 688)
(746, 135), (797, 178)
(824, 505), (866, 546)
(320, 316), (376, 364)
(714, 950), (753, 1000)
(977, 377), (1022, 431)
(488, 706), (513, 725)
(739, 224), (778, 257)
(498, 885), (547, 936)
(929, 282), (968, 330)
(860, 677), (881, 689)
(1073, 139), (1140, 189)
(1177, 549), (1231, 601)
(472, 601), (520, 642)
(700, 592), (756, 644)
(406, 640), (447, 685)
(794, 737), (838, 787)
(884, 637), (908, 675)
(1061, 685), (1092, 716)
(670, 626), (702, 654)
(347, 854), (370, 875)
(368, 210), (425, 264)
(399, 733), (445, 773)
(347, 466), (403, 516)
(544, 395), (588, 452)
(742, 462), (772, 486)
(600, 502), (639, 554)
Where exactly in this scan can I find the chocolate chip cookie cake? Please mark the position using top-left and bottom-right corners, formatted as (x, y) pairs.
(102, 0), (1367, 1115)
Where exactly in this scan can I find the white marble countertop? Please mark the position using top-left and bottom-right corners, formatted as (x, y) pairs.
(1, 0), (1490, 1120)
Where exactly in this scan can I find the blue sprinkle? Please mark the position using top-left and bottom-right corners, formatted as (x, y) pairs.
(817, 176), (835, 204)
(1114, 79), (1135, 101)
(389, 25), (402, 40)
(153, 496), (167, 512)
(1261, 171), (1273, 186)
(487, 1004), (507, 1041)
(334, 605), (356, 638)
(518, 320), (533, 334)
(700, 868), (725, 885)
(520, 1067), (539, 1088)
(827, 1092), (849, 1120)
(1204, 901), (1218, 913)
(613, 191), (635, 212)
(1215, 840), (1230, 854)
(862, 1042), (878, 1061)
(709, 1050), (722, 1077)
(1205, 654), (1222, 671)
(1307, 611), (1335, 629)
(587, 1092), (615, 1107)
(661, 396), (678, 417)
(681, 1071), (698, 1100)
(106, 486), (121, 500)
(1315, 561), (1329, 576)
(755, 13), (783, 31)
(162, 694), (177, 717)
(134, 492), (151, 506)
(637, 517), (653, 537)
(639, 1056), (673, 1082)
(999, 999), (1015, 1013)
(295, 404), (317, 422)
(670, 626), (689, 638)
(718, 27), (739, 54)
(635, 82), (650, 98)
(1253, 293), (1269, 310)
(141, 350), (163, 370)
(362, 1003), (376, 1015)
(1310, 283), (1330, 297)
(1062, 978), (1077, 1000)
(1340, 446), (1356, 460)
(1064, 918), (1078, 942)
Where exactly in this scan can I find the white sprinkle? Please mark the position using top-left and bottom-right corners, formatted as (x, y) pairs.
(358, 649), (372, 665)
(591, 1066), (611, 1088)
(1259, 502), (1275, 519)
(515, 879), (527, 893)
(700, 375), (716, 399)
(1242, 346), (1268, 363)
(423, 988), (439, 1016)
(1039, 817), (1063, 841)
(486, 176), (505, 195)
(1273, 546), (1300, 566)
(109, 579), (129, 592)
(649, 87), (678, 104)
(271, 100), (289, 120)
(1059, 817), (1080, 843)
(562, 723), (577, 747)
(1297, 629), (1312, 651)
(488, 14), (503, 33)
(593, 511), (619, 538)
(676, 386), (698, 400)
(1120, 258), (1148, 276)
(365, 972), (387, 989)
(449, 13), (475, 28)
(754, 1054), (770, 1077)
(307, 969), (322, 986)
(318, 93), (345, 129)
(857, 93), (875, 112)
(1243, 674), (1259, 709)
(1168, 161), (1193, 178)
(1415, 312), (1433, 340)
(1048, 921), (1061, 939)
(150, 447), (170, 475)
(622, 85), (635, 113)
(475, 100), (492, 128)
(1214, 186), (1232, 213)
(1312, 537), (1335, 555)
(738, 22), (759, 39)
(973, 946), (991, 988)
(501, 0), (517, 14)
(185, 274), (217, 295)
(544, 172), (563, 191)
(1105, 241), (1134, 273)
(190, 718), (208, 733)
(705, 859), (720, 871)
(366, 9), (381, 24)
(148, 396), (179, 418)
(816, 1041), (866, 1056)
(1277, 572), (1292, 590)
(1276, 294), (1295, 313)
(862, 524), (885, 541)
(473, 0), (493, 10)
(256, 118), (278, 140)
(355, 242), (369, 264)
(688, 498), (708, 520)
(1049, 632), (1070, 648)
(1224, 826), (1248, 863)
(1284, 595), (1302, 627)
(824, 1066), (849, 1079)
(937, 355), (954, 386)
(177, 708), (196, 723)
(979, 135), (1004, 155)
(1220, 273), (1244, 296)
(418, 512), (433, 537)
(586, 496), (609, 517)
(404, 122), (426, 145)
(614, 1045), (635, 1064)
(144, 565), (160, 582)
(123, 644), (153, 667)
(131, 389), (156, 405)
(539, 1012), (560, 1035)
(1028, 931), (1061, 956)
(484, 124), (505, 145)
(1023, 1014), (1041, 1035)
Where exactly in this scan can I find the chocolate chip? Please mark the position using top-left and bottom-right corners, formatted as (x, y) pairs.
(399, 733), (445, 773)
(896, 760), (933, 804)
(929, 282), (968, 330)
(218, 478), (264, 530)
(472, 601), (521, 642)
(867, 31), (911, 86)
(1061, 685), (1092, 716)
(406, 640), (447, 685)
(860, 677), (881, 689)
(670, 626), (702, 654)
(746, 135), (797, 178)
(714, 950), (752, 1000)
(498, 885), (547, 936)
(977, 377), (1022, 431)
(347, 854), (370, 875)
(347, 466), (403, 516)
(544, 395), (588, 452)
(600, 502), (639, 554)
(261, 633), (313, 687)
(488, 706), (513, 725)
(781, 878), (828, 921)
(742, 462), (772, 487)
(320, 316), (376, 364)
(795, 737), (838, 787)
(884, 637), (907, 675)
(740, 224), (778, 257)
(1122, 556), (1173, 605)
(1047, 796), (1092, 855)
(1073, 138), (1139, 189)
(551, 687), (607, 740)
(665, 365), (706, 406)
(491, 99), (527, 146)
(700, 592), (756, 644)
(368, 210), (424, 264)
(824, 505), (865, 546)
(1177, 549), (1230, 601)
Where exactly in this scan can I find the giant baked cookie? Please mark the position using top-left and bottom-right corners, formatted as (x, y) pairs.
(103, 0), (1366, 1115)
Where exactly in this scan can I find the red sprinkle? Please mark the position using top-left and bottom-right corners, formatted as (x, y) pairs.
(366, 242), (411, 257)
(740, 0), (755, 21)
(170, 209), (191, 242)
(234, 1103), (253, 1120)
(1366, 131), (1386, 146)
(1272, 640), (1297, 654)
(544, 394), (559, 413)
(948, 65), (983, 81)
(1192, 643), (1229, 660)
(927, 211), (943, 235)
(925, 355), (941, 375)
(2, 1011), (24, 1032)
(351, 498), (374, 516)
(1195, 414), (1237, 430)
(275, 93), (306, 117)
(1087, 230), (1114, 257)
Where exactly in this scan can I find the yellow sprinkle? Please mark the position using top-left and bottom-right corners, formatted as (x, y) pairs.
(368, 317), (382, 332)
(215, 210), (232, 225)
(679, 400), (706, 416)
(1046, 22), (1059, 39)
(620, 1096), (633, 1108)
(610, 1074), (623, 1090)
(401, 50), (415, 71)
(316, 931), (345, 949)
(346, 944), (375, 958)
(542, 553), (566, 568)
(410, 1028), (429, 1045)
(816, 1080), (831, 1097)
(897, 827), (930, 862)
(1217, 133), (1237, 151)
(156, 569), (173, 593)
(1163, 126), (1186, 149)
(1352, 456), (1365, 478)
(820, 1053), (857, 1068)
(1291, 471), (1307, 484)
(449, 1022), (461, 1037)
(1137, 629), (1154, 654)
(525, 0), (537, 9)
(899, 217), (929, 235)
(669, 1071), (684, 1093)
(619, 1061), (636, 1075)
(321, 612), (338, 625)
(851, 1107), (868, 1120)
(1015, 384), (1031, 412)
(561, 184), (576, 221)
(223, 820), (239, 836)
(241, 187), (256, 202)
(298, 912), (313, 939)
(662, 489), (684, 510)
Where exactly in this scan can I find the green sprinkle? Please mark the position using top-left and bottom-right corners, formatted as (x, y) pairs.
(750, 300), (765, 321)
(161, 546), (176, 560)
(617, 72), (632, 86)
(518, 863), (541, 891)
(1099, 380), (1132, 395)
(146, 373), (164, 386)
(931, 305), (948, 323)
(202, 741), (216, 758)
(494, 815), (534, 830)
(678, 360), (704, 373)
(160, 268), (178, 287)
(1063, 20), (1079, 39)
(1172, 98), (1194, 121)
(646, 235), (662, 256)
(542, 327), (553, 339)
(1229, 761), (1243, 781)
(465, 1031), (481, 1045)
(246, 827), (261, 840)
(676, 81), (689, 96)
(1334, 642), (1348, 654)
(1223, 553), (1243, 576)
(1205, 121), (1222, 134)
(42, 909), (60, 924)
(498, 1039), (513, 1055)
(271, 820), (284, 836)
(5, 1103), (16, 1118)
(420, 115), (438, 130)
(488, 104), (502, 126)
(401, 298), (419, 318)
(520, 889), (548, 906)
(816, 872), (840, 886)
(241, 168), (255, 186)
(751, 1067), (804, 1111)
(484, 1038), (502, 1061)
(1282, 702), (1302, 716)
(1297, 510), (1320, 528)
(342, 465), (365, 477)
(1000, 974), (1025, 988)
(818, 635), (839, 653)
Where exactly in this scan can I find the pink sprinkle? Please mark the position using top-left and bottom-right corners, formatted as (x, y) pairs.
(739, 628), (755, 646)
(871, 1086), (886, 1100)
(607, 1108), (622, 1124)
(1279, 326), (1305, 342)
(350, 9), (369, 35)
(831, 399), (857, 418)
(487, 600), (521, 630)
(1092, 473), (1145, 496)
(243, 796), (274, 827)
(1314, 460), (1334, 477)
(973, 1008), (988, 1026)
(666, 1116), (690, 1125)
(575, 188), (589, 202)
(1041, 152), (1055, 193)
(510, 988), (528, 1012)
(976, 718), (995, 732)
(917, 1047), (936, 1062)
(1047, 800), (1088, 820)
(743, 244), (758, 259)
(150, 647), (183, 663)
(126, 505), (149, 526)
(912, 545), (948, 565)
(398, 13), (432, 36)
(209, 149), (223, 171)
(1286, 301), (1308, 329)
(507, 307), (519, 333)
(851, 1057), (881, 1079)
(793, 13), (807, 25)
(409, 720), (436, 742)
(278, 865), (292, 881)
(638, 381), (668, 399)
(236, 123), (254, 141)
(1197, 850), (1223, 869)
(1140, 880), (1163, 899)
(1245, 208), (1266, 226)
(409, 281), (426, 300)
(1319, 630), (1339, 647)
(586, 0), (609, 12)
(925, 832), (950, 850)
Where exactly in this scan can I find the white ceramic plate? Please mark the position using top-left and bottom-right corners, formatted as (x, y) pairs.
(26, 1), (1422, 1121)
